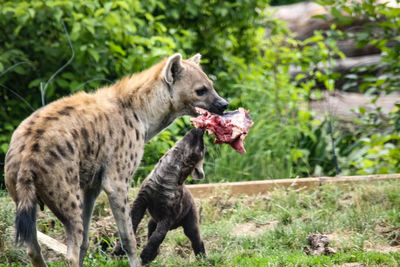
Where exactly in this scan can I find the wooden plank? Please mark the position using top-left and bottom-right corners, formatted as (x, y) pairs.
(320, 174), (400, 184)
(187, 174), (400, 198)
(188, 178), (320, 198)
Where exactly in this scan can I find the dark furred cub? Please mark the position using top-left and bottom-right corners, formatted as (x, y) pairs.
(114, 128), (206, 264)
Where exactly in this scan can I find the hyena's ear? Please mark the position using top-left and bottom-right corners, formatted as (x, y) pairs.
(188, 53), (201, 65)
(163, 53), (184, 85)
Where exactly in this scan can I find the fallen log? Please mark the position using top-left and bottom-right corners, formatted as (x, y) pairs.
(309, 90), (400, 122)
(270, 1), (398, 57)
(37, 231), (67, 256)
(7, 227), (67, 256)
(289, 54), (381, 77)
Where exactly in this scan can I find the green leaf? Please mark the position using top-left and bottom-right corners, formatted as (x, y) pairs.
(28, 78), (42, 88)
(61, 72), (75, 80)
(0, 143), (9, 153)
(70, 22), (81, 41)
(104, 2), (113, 12)
(56, 78), (69, 88)
(109, 42), (126, 56)
(88, 48), (100, 62)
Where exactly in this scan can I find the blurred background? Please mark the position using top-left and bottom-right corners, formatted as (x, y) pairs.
(1, 0), (400, 187)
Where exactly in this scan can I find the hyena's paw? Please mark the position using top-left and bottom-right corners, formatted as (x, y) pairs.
(140, 246), (158, 265)
(112, 241), (125, 256)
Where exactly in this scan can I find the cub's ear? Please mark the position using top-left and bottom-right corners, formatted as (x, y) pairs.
(188, 53), (201, 65)
(163, 53), (184, 85)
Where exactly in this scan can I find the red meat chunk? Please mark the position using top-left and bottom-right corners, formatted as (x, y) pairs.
(190, 107), (254, 154)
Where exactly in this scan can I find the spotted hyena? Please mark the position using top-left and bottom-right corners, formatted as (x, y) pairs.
(4, 53), (228, 267)
(114, 128), (206, 264)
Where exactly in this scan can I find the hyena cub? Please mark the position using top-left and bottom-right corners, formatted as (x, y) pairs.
(4, 53), (227, 267)
(114, 128), (206, 264)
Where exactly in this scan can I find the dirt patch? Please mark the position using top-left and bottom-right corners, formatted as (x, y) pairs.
(371, 223), (400, 253)
(232, 220), (278, 237)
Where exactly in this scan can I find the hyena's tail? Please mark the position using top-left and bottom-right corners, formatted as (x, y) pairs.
(15, 168), (37, 246)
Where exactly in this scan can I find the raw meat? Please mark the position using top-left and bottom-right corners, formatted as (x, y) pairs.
(190, 107), (254, 154)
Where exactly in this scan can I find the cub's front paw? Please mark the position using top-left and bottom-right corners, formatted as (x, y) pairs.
(140, 247), (158, 265)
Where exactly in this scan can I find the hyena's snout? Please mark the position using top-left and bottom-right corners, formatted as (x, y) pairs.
(209, 96), (228, 115)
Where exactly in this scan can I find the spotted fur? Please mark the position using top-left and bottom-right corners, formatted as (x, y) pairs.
(4, 53), (227, 267)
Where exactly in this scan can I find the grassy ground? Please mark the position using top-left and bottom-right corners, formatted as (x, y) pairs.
(1, 179), (400, 266)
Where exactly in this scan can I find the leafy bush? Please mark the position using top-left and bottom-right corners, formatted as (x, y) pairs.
(0, 0), (270, 186)
(2, 0), (400, 186)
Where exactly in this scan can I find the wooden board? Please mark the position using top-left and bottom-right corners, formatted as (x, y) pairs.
(187, 174), (400, 198)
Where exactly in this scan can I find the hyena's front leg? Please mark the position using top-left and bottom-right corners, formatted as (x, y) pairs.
(64, 217), (84, 267)
(103, 177), (141, 267)
(113, 194), (147, 256)
(130, 193), (148, 234)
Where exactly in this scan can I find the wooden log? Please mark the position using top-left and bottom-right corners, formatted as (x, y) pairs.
(309, 90), (400, 122)
(37, 231), (67, 256)
(7, 227), (67, 256)
(270, 1), (398, 56)
(271, 2), (329, 41)
(289, 54), (381, 77)
(187, 174), (400, 198)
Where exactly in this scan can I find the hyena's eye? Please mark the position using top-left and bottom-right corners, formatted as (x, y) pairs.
(195, 86), (208, 96)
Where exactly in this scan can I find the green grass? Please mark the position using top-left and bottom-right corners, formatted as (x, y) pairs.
(1, 180), (400, 266)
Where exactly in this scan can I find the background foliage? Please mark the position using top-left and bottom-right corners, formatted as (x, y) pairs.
(0, 0), (399, 187)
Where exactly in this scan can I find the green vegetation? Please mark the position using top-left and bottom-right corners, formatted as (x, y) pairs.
(2, 180), (400, 266)
(2, 1), (400, 266)
(1, 0), (399, 185)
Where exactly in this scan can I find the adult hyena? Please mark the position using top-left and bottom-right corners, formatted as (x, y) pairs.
(4, 53), (228, 267)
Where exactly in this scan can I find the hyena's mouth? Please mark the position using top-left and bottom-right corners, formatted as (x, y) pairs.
(194, 107), (208, 115)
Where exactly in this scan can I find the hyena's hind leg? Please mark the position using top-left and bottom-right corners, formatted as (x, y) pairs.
(147, 219), (160, 255)
(46, 184), (85, 266)
(181, 208), (206, 257)
(26, 224), (47, 267)
(79, 188), (102, 266)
